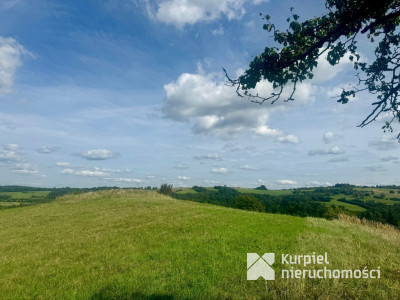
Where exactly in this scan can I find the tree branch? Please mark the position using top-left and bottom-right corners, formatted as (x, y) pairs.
(360, 9), (400, 34)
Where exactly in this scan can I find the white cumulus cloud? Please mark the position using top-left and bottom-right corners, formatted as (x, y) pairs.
(308, 181), (332, 187)
(253, 125), (282, 137)
(13, 163), (39, 175)
(61, 169), (105, 177)
(277, 179), (297, 185)
(146, 0), (249, 28)
(37, 145), (59, 154)
(194, 153), (220, 160)
(0, 150), (21, 162)
(105, 177), (142, 183)
(322, 132), (341, 144)
(174, 163), (189, 169)
(277, 135), (299, 144)
(211, 167), (228, 174)
(0, 37), (32, 97)
(309, 146), (344, 156)
(212, 26), (224, 36)
(78, 149), (117, 160)
(162, 70), (314, 138)
(13, 168), (38, 175)
(76, 170), (105, 177)
(239, 165), (258, 170)
(4, 143), (18, 150)
(61, 168), (74, 174)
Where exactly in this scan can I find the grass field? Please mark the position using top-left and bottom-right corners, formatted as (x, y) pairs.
(0, 201), (21, 206)
(0, 191), (51, 208)
(173, 188), (199, 194)
(174, 187), (293, 196)
(235, 188), (293, 196)
(0, 190), (399, 299)
(174, 187), (219, 194)
(325, 198), (367, 212)
(0, 191), (50, 199)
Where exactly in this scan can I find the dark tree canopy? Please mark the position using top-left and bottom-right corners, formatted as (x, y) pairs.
(235, 194), (265, 212)
(158, 183), (173, 196)
(225, 0), (400, 139)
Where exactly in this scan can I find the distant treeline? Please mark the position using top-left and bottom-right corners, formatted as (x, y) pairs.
(359, 203), (400, 226)
(47, 186), (120, 199)
(0, 186), (50, 192)
(2, 184), (400, 228)
(173, 186), (336, 219)
(337, 197), (400, 226)
(0, 185), (158, 200)
(173, 184), (400, 228)
(47, 186), (158, 199)
(0, 186), (155, 209)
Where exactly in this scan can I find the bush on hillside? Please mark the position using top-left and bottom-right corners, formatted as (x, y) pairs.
(255, 185), (268, 190)
(235, 194), (265, 212)
(323, 206), (341, 220)
(192, 186), (207, 193)
(159, 184), (173, 196)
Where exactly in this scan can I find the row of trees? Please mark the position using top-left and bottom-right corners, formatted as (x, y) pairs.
(172, 185), (339, 220)
(172, 184), (400, 227)
(360, 203), (400, 226)
(2, 184), (399, 227)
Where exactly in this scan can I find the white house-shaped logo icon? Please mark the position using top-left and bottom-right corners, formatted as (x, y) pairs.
(247, 253), (275, 280)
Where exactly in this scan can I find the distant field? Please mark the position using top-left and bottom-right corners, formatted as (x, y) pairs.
(330, 189), (400, 207)
(174, 187), (219, 194)
(354, 188), (400, 203)
(0, 190), (398, 299)
(235, 188), (293, 195)
(174, 188), (198, 194)
(0, 202), (21, 207)
(175, 187), (293, 196)
(0, 191), (51, 208)
(325, 198), (366, 212)
(174, 186), (400, 214)
(0, 191), (50, 199)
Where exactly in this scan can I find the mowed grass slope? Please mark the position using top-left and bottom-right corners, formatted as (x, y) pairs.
(0, 190), (399, 299)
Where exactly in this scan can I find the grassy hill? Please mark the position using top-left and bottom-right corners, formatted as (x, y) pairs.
(0, 190), (399, 299)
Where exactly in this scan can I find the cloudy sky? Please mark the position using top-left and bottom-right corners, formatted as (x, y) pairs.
(0, 0), (399, 188)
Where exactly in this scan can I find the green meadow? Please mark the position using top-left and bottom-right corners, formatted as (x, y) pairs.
(0, 191), (51, 199)
(175, 187), (292, 196)
(234, 188), (292, 196)
(0, 190), (399, 299)
(0, 191), (51, 208)
(326, 197), (366, 212)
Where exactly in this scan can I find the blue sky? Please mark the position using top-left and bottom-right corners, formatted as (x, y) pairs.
(0, 0), (398, 188)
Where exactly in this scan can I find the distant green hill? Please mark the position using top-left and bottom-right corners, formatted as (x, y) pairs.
(175, 185), (400, 227)
(0, 190), (398, 299)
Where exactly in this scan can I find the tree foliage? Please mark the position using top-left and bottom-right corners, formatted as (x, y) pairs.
(158, 184), (173, 196)
(255, 184), (268, 190)
(173, 185), (400, 227)
(225, 0), (400, 139)
(235, 194), (265, 212)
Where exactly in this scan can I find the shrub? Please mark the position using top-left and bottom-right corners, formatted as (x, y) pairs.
(255, 185), (268, 190)
(158, 184), (173, 196)
(235, 194), (265, 212)
(323, 206), (340, 220)
(192, 186), (207, 193)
